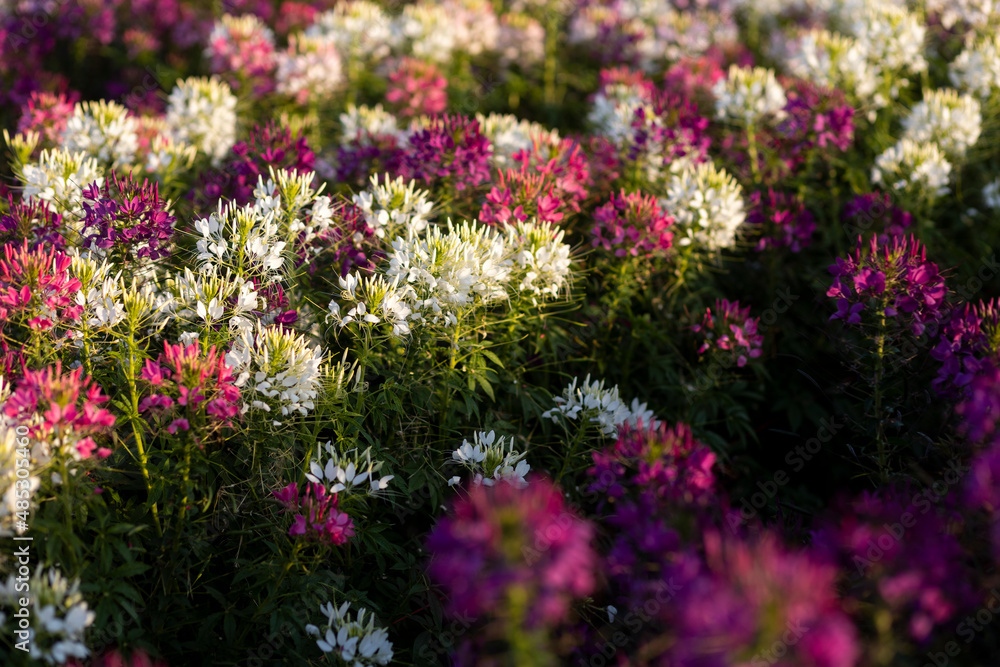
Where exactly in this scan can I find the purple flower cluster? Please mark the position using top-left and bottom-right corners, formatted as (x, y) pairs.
(309, 201), (380, 278)
(827, 235), (947, 335)
(843, 193), (913, 240)
(397, 114), (492, 193)
(0, 195), (66, 250)
(590, 189), (674, 258)
(273, 481), (355, 546)
(956, 365), (1000, 444)
(814, 488), (977, 644)
(691, 298), (764, 367)
(480, 168), (566, 226)
(931, 299), (1000, 397)
(776, 78), (855, 169)
(746, 188), (816, 253)
(199, 121), (315, 210)
(425, 477), (595, 627)
(81, 171), (176, 265)
(665, 532), (860, 667)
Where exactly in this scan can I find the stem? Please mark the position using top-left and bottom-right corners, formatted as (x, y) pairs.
(873, 307), (887, 481)
(746, 121), (761, 184)
(542, 12), (558, 108)
(126, 332), (162, 536)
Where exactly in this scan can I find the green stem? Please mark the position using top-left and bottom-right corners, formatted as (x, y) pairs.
(126, 332), (162, 536)
(874, 307), (887, 481)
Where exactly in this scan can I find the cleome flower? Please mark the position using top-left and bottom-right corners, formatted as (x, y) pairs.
(447, 429), (531, 488)
(306, 1), (401, 64)
(0, 379), (40, 536)
(505, 219), (573, 302)
(305, 441), (394, 496)
(165, 76), (238, 167)
(949, 33), (1000, 100)
(0, 568), (95, 664)
(712, 65), (787, 124)
(542, 374), (657, 436)
(58, 99), (139, 169)
(661, 161), (745, 251)
(327, 272), (413, 338)
(226, 324), (325, 421)
(871, 139), (952, 200)
(273, 482), (355, 546)
(901, 88), (981, 162)
(205, 13), (277, 97)
(276, 34), (345, 106)
(19, 148), (104, 220)
(351, 173), (434, 240)
(305, 601), (394, 666)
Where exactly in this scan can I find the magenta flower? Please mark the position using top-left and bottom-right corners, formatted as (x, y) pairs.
(827, 235), (947, 336)
(397, 114), (492, 193)
(385, 57), (448, 118)
(931, 300), (1000, 397)
(843, 193), (913, 240)
(273, 481), (355, 546)
(590, 189), (673, 258)
(956, 364), (1000, 444)
(747, 189), (816, 253)
(692, 299), (763, 368)
(206, 15), (277, 97)
(426, 476), (595, 627)
(16, 90), (78, 152)
(480, 168), (568, 227)
(81, 171), (176, 265)
(0, 195), (65, 250)
(510, 136), (593, 215)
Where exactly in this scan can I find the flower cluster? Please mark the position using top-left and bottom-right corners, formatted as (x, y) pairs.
(19, 148), (104, 218)
(901, 88), (982, 161)
(59, 100), (139, 169)
(827, 235), (947, 336)
(304, 601), (393, 666)
(746, 189), (816, 252)
(691, 298), (764, 368)
(931, 299), (1000, 397)
(386, 58), (448, 118)
(712, 64), (787, 124)
(0, 242), (82, 345)
(3, 362), (115, 464)
(949, 33), (1000, 100)
(276, 34), (344, 105)
(305, 442), (394, 497)
(662, 161), (746, 251)
(273, 481), (355, 546)
(351, 174), (434, 240)
(842, 192), (913, 240)
(590, 189), (674, 258)
(205, 13), (277, 97)
(447, 430), (531, 488)
(327, 272), (413, 339)
(542, 374), (657, 436)
(165, 76), (238, 167)
(426, 476), (595, 626)
(80, 172), (175, 266)
(0, 568), (95, 664)
(138, 341), (242, 435)
(397, 114), (492, 192)
(871, 139), (952, 200)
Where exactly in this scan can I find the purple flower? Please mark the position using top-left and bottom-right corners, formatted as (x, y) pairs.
(843, 192), (913, 240)
(0, 195), (65, 250)
(425, 476), (595, 627)
(747, 189), (816, 253)
(931, 300), (1000, 397)
(396, 114), (492, 193)
(692, 299), (764, 367)
(80, 171), (176, 266)
(956, 364), (1000, 444)
(273, 482), (355, 546)
(590, 189), (674, 258)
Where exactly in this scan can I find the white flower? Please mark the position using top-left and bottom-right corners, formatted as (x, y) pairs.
(983, 179), (1000, 211)
(328, 272), (414, 338)
(306, 443), (394, 495)
(901, 89), (981, 161)
(307, 601), (393, 666)
(449, 430), (531, 488)
(543, 375), (658, 436)
(0, 568), (94, 664)
(949, 33), (1000, 100)
(848, 3), (926, 76)
(712, 65), (787, 124)
(587, 83), (655, 149)
(352, 174), (434, 239)
(785, 30), (880, 106)
(194, 196), (288, 285)
(476, 112), (560, 168)
(59, 99), (138, 168)
(19, 148), (103, 220)
(162, 265), (259, 339)
(340, 104), (400, 145)
(505, 219), (573, 302)
(662, 162), (746, 251)
(871, 139), (952, 198)
(276, 34), (344, 105)
(165, 76), (238, 167)
(306, 1), (401, 63)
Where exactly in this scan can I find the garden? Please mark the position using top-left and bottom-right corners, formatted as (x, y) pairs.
(1, 0), (1000, 665)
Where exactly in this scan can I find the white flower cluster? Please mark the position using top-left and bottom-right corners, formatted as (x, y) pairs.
(871, 139), (952, 198)
(542, 374), (658, 436)
(19, 148), (103, 220)
(165, 76), (238, 167)
(136, 117), (198, 182)
(327, 272), (413, 338)
(497, 12), (546, 68)
(226, 325), (325, 421)
(398, 3), (459, 64)
(950, 34), (1000, 100)
(786, 30), (880, 105)
(447, 429), (531, 488)
(352, 174), (434, 239)
(384, 220), (514, 327)
(983, 179), (1000, 211)
(59, 99), (138, 169)
(339, 104), (401, 145)
(0, 381), (40, 538)
(712, 65), (787, 124)
(306, 1), (400, 63)
(925, 0), (1000, 32)
(305, 442), (394, 496)
(901, 89), (981, 161)
(70, 257), (125, 329)
(195, 196), (287, 287)
(0, 568), (94, 664)
(476, 112), (560, 169)
(250, 168), (334, 260)
(162, 265), (258, 339)
(847, 3), (926, 77)
(587, 83), (654, 149)
(277, 34), (344, 105)
(305, 601), (393, 666)
(662, 162), (746, 251)
(507, 219), (573, 302)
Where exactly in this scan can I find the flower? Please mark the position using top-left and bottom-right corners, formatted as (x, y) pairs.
(305, 442), (394, 496)
(165, 76), (238, 167)
(661, 161), (745, 251)
(272, 482), (355, 546)
(956, 364), (1000, 444)
(591, 189), (674, 259)
(542, 374), (657, 436)
(205, 13), (277, 97)
(425, 476), (595, 626)
(949, 33), (1000, 100)
(871, 139), (952, 200)
(827, 234), (947, 336)
(59, 99), (139, 169)
(385, 58), (448, 118)
(396, 114), (492, 192)
(19, 148), (104, 219)
(0, 195), (65, 251)
(327, 272), (413, 338)
(746, 189), (815, 252)
(931, 299), (1000, 397)
(305, 601), (393, 666)
(276, 34), (344, 105)
(0, 241), (82, 345)
(306, 1), (401, 63)
(80, 171), (176, 266)
(16, 91), (78, 152)
(0, 568), (95, 664)
(448, 430), (531, 488)
(351, 174), (434, 240)
(712, 64), (787, 124)
(901, 89), (981, 161)
(691, 298), (764, 368)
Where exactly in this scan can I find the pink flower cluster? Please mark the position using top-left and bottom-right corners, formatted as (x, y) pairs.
(138, 342), (242, 434)
(4, 361), (115, 460)
(480, 168), (566, 226)
(16, 90), (78, 153)
(590, 189), (673, 258)
(81, 171), (176, 264)
(273, 481), (355, 546)
(386, 58), (448, 118)
(691, 298), (763, 367)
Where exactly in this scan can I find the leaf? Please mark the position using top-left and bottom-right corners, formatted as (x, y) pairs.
(480, 348), (504, 369)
